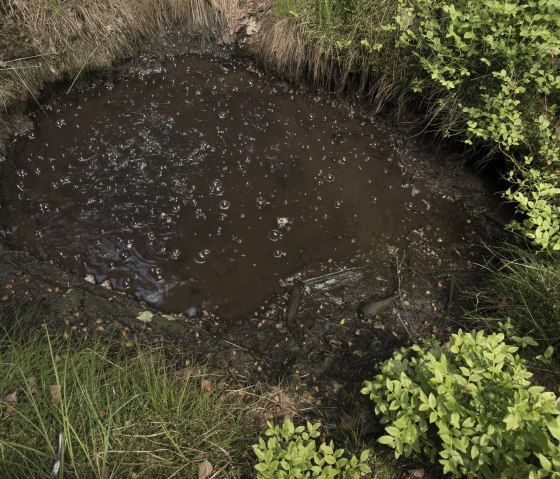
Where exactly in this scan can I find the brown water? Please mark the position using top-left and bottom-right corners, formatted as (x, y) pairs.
(0, 54), (485, 319)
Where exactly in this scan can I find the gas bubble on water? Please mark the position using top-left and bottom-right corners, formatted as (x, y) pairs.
(219, 199), (231, 210)
(255, 196), (268, 209)
(268, 229), (283, 241)
(194, 249), (211, 264)
(209, 179), (224, 196)
(273, 250), (286, 259)
(119, 250), (131, 261)
(149, 266), (163, 280)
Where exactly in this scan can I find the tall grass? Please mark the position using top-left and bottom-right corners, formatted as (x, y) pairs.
(471, 245), (560, 348)
(257, 0), (413, 115)
(0, 327), (261, 478)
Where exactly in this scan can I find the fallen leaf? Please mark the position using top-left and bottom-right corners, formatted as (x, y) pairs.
(198, 459), (213, 479)
(49, 384), (61, 404)
(136, 311), (153, 323)
(3, 391), (17, 407)
(407, 469), (425, 479)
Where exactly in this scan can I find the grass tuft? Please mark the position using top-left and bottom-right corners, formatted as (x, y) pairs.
(468, 244), (560, 389)
(255, 0), (414, 115)
(471, 244), (560, 346)
(0, 327), (261, 478)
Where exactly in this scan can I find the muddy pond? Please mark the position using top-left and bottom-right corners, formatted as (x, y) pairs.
(0, 54), (495, 320)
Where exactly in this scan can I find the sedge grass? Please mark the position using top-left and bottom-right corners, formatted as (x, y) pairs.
(471, 244), (560, 347)
(0, 326), (261, 478)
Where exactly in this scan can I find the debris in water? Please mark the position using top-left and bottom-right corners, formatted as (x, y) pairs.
(358, 293), (398, 318)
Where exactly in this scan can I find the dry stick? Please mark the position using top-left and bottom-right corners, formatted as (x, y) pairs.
(66, 29), (112, 94)
(393, 251), (415, 342)
(1, 52), (58, 64)
(12, 67), (49, 118)
(0, 65), (43, 70)
(446, 274), (456, 312)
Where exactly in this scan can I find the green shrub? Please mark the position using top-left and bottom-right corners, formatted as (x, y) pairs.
(361, 330), (560, 477)
(387, 0), (560, 250)
(252, 420), (372, 478)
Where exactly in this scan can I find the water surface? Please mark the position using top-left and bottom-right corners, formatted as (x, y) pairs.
(0, 54), (483, 318)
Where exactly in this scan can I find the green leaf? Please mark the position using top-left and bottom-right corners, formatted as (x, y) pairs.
(537, 453), (552, 471)
(378, 435), (394, 445)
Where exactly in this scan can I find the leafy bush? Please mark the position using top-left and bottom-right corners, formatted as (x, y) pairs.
(361, 330), (560, 477)
(252, 420), (372, 478)
(387, 0), (560, 250)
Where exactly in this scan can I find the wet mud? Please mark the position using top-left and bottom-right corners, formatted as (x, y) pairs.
(0, 53), (503, 324)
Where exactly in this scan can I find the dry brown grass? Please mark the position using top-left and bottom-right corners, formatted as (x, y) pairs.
(253, 2), (415, 117)
(0, 0), (238, 116)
